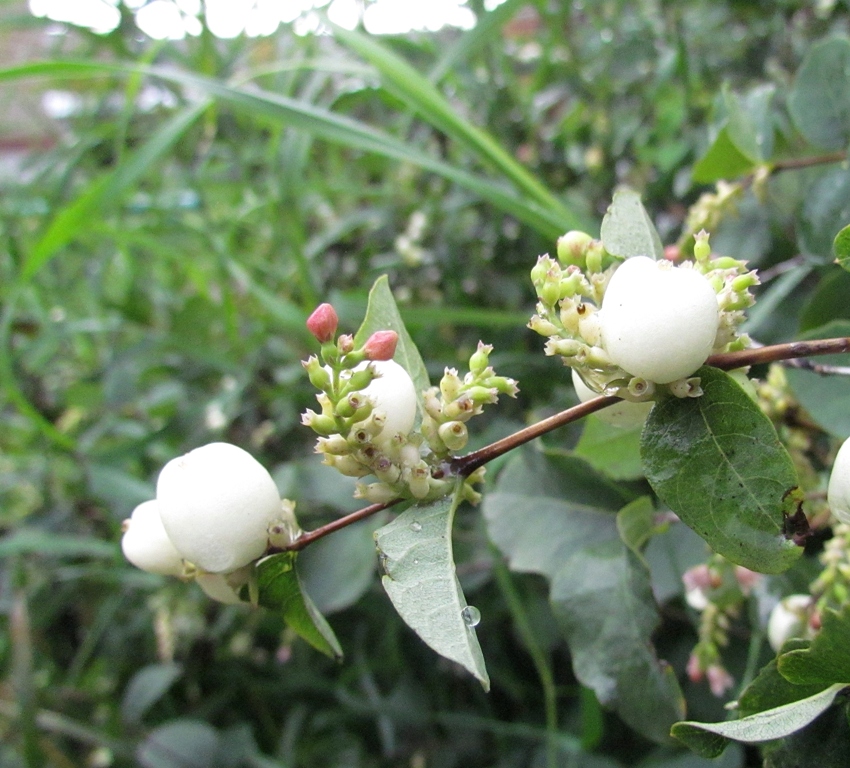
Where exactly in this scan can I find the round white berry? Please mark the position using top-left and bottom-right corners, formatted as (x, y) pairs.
(827, 436), (850, 525)
(156, 442), (282, 573)
(571, 369), (653, 428)
(599, 256), (719, 384)
(121, 500), (184, 576)
(356, 359), (417, 443)
(767, 594), (811, 652)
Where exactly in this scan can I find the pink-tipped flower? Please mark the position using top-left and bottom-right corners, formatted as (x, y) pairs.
(306, 303), (339, 343)
(363, 330), (399, 361)
(706, 665), (735, 697)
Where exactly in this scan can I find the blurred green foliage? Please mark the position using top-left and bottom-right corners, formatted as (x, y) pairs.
(2, 0), (850, 765)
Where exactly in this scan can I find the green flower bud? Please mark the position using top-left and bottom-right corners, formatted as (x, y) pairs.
(440, 368), (462, 401)
(469, 342), (492, 376)
(302, 410), (337, 436)
(303, 356), (331, 390)
(438, 421), (468, 452)
(693, 230), (711, 262)
(557, 230), (593, 267)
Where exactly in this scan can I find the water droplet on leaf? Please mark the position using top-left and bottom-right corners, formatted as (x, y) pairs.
(409, 521), (422, 532)
(461, 605), (481, 628)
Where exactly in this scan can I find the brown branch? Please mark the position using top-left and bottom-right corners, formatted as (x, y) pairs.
(282, 336), (850, 551)
(770, 152), (846, 173)
(706, 337), (850, 370)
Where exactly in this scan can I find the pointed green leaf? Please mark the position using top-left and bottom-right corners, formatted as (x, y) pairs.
(779, 605), (850, 687)
(600, 188), (664, 261)
(671, 683), (847, 758)
(482, 450), (629, 579)
(616, 496), (661, 564)
(834, 223), (850, 272)
(354, 276), (430, 418)
(551, 539), (685, 744)
(641, 367), (803, 574)
(255, 552), (343, 659)
(789, 37), (850, 150)
(692, 126), (756, 183)
(374, 493), (489, 690)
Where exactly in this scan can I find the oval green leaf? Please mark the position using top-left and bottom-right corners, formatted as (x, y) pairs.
(834, 223), (850, 272)
(641, 367), (803, 574)
(255, 552), (343, 659)
(600, 188), (664, 261)
(374, 492), (489, 690)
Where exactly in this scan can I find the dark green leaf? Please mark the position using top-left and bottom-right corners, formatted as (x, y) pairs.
(354, 275), (430, 417)
(762, 701), (850, 768)
(778, 605), (850, 686)
(788, 37), (850, 150)
(482, 449), (629, 579)
(374, 493), (489, 690)
(785, 320), (850, 439)
(798, 268), (850, 331)
(641, 367), (803, 574)
(834, 223), (850, 271)
(600, 188), (664, 261)
(0, 529), (117, 560)
(255, 552), (343, 659)
(724, 84), (775, 163)
(617, 496), (662, 563)
(551, 539), (685, 743)
(672, 683), (846, 758)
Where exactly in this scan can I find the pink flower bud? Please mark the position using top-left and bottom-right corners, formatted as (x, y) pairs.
(706, 665), (734, 697)
(686, 653), (704, 683)
(306, 303), (338, 343)
(363, 330), (399, 361)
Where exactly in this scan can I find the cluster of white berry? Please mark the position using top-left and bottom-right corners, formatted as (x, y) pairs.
(121, 442), (298, 603)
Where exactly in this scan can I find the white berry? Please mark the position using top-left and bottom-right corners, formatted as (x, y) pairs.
(356, 359), (417, 444)
(827, 436), (850, 525)
(571, 369), (653, 428)
(599, 256), (719, 384)
(767, 594), (811, 652)
(121, 500), (184, 576)
(156, 442), (282, 573)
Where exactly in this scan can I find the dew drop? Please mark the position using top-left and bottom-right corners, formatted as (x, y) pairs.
(409, 521), (422, 532)
(461, 605), (481, 628)
(413, 558), (419, 565)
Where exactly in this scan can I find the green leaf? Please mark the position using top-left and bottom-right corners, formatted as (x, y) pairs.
(374, 492), (489, 690)
(641, 367), (803, 574)
(834, 223), (850, 271)
(136, 719), (220, 768)
(121, 663), (183, 725)
(0, 529), (117, 559)
(254, 552), (343, 659)
(738, 645), (827, 720)
(617, 496), (662, 563)
(482, 449), (629, 579)
(574, 414), (646, 480)
(798, 167), (850, 262)
(723, 84), (775, 163)
(551, 539), (685, 744)
(671, 683), (847, 758)
(788, 37), (850, 150)
(298, 517), (382, 615)
(600, 188), (664, 261)
(798, 268), (850, 331)
(354, 275), (430, 418)
(785, 320), (850, 439)
(778, 605), (850, 687)
(692, 127), (756, 184)
(761, 702), (850, 768)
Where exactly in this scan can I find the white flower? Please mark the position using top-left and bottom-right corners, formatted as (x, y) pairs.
(599, 256), (719, 384)
(121, 500), (184, 576)
(156, 442), (282, 573)
(571, 369), (653, 428)
(356, 359), (417, 444)
(827, 436), (850, 525)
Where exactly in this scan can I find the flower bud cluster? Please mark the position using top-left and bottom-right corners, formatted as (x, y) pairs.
(420, 342), (519, 460)
(682, 556), (761, 697)
(529, 229), (757, 409)
(121, 442), (300, 604)
(303, 305), (516, 506)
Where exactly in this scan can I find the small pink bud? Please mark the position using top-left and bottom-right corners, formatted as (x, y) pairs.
(686, 653), (703, 683)
(306, 303), (338, 343)
(363, 330), (399, 361)
(706, 665), (734, 697)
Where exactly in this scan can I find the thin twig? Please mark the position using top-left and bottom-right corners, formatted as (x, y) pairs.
(781, 358), (850, 376)
(283, 336), (850, 551)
